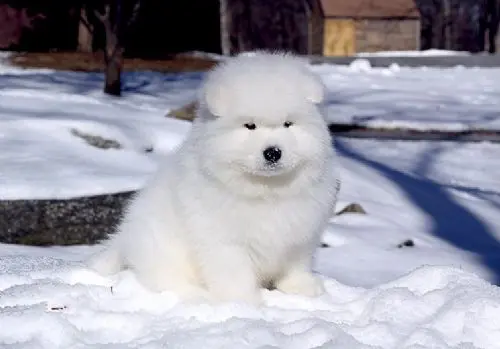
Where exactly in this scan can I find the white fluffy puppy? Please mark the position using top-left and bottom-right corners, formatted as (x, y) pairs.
(89, 51), (340, 304)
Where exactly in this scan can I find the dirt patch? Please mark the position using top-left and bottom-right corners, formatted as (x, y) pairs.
(8, 52), (219, 73)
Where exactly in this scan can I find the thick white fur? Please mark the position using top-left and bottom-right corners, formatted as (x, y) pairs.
(88, 51), (340, 305)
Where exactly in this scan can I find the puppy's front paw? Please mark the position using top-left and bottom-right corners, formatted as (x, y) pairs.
(276, 271), (325, 297)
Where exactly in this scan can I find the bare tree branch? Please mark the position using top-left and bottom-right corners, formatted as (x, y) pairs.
(127, 1), (141, 26)
(22, 9), (46, 30)
(94, 4), (110, 23)
(90, 1), (141, 96)
(79, 7), (93, 32)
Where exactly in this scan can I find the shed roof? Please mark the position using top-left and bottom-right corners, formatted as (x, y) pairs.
(319, 0), (420, 19)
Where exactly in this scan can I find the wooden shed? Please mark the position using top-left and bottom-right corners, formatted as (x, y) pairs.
(312, 0), (421, 56)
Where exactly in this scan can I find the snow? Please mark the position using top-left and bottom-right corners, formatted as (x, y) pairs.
(315, 61), (500, 131)
(1, 55), (500, 348)
(356, 49), (471, 57)
(1, 244), (500, 349)
(1, 59), (500, 200)
(324, 138), (500, 287)
(0, 68), (197, 199)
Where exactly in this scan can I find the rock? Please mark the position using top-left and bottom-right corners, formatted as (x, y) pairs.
(166, 101), (198, 121)
(336, 203), (367, 215)
(71, 128), (122, 150)
(397, 239), (415, 248)
(0, 191), (134, 246)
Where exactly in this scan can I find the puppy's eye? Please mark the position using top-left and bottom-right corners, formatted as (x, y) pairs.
(283, 121), (293, 128)
(244, 123), (256, 130)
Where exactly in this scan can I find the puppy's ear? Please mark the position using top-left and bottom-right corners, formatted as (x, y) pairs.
(204, 86), (227, 117)
(201, 79), (230, 118)
(303, 74), (325, 105)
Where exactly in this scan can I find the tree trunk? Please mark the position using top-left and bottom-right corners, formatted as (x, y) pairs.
(103, 20), (122, 96)
(487, 0), (499, 53)
(95, 1), (141, 96)
(443, 0), (451, 50)
(98, 4), (123, 97)
(77, 8), (93, 52)
(104, 47), (122, 96)
(219, 0), (230, 55)
(103, 28), (123, 97)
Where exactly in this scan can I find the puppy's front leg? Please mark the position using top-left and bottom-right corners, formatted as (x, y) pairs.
(275, 250), (325, 298)
(197, 245), (262, 305)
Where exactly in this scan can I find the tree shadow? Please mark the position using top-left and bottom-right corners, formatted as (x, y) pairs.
(413, 141), (500, 211)
(444, 185), (500, 211)
(0, 70), (205, 98)
(335, 139), (500, 285)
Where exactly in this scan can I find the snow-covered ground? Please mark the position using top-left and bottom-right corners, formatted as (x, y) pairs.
(2, 244), (500, 349)
(0, 66), (198, 199)
(356, 49), (471, 57)
(318, 60), (500, 131)
(1, 57), (500, 348)
(1, 59), (500, 200)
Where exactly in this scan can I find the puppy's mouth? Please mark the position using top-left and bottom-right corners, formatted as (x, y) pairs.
(243, 162), (298, 178)
(256, 165), (287, 177)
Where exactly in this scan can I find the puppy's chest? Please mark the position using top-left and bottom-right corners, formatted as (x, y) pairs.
(226, 199), (321, 277)
(224, 198), (321, 245)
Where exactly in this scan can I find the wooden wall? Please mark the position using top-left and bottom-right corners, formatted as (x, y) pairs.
(323, 19), (355, 56)
(321, 18), (420, 56)
(356, 19), (420, 53)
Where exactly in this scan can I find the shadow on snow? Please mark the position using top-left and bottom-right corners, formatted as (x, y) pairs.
(335, 139), (500, 285)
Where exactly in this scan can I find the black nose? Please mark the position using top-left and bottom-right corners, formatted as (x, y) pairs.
(263, 146), (282, 163)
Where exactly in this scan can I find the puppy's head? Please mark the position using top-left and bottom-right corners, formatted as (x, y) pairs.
(192, 51), (333, 197)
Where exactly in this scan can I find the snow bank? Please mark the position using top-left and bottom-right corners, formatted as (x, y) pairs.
(312, 62), (500, 131)
(356, 49), (471, 57)
(0, 247), (499, 349)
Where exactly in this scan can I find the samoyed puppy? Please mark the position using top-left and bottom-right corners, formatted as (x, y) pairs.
(89, 51), (340, 305)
